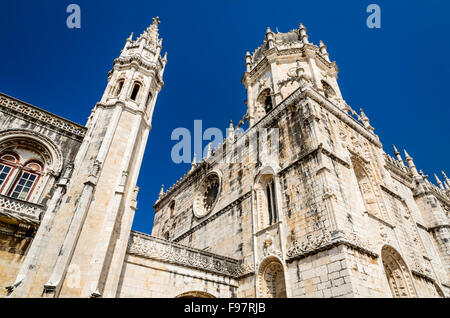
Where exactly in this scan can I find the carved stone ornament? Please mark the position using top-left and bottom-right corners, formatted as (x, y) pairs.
(193, 173), (220, 219)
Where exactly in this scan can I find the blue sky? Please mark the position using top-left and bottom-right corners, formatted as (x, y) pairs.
(0, 0), (449, 234)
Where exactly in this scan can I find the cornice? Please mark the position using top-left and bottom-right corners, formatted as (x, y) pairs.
(0, 93), (87, 140)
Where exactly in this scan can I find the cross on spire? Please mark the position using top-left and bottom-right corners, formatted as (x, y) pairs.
(153, 16), (161, 25)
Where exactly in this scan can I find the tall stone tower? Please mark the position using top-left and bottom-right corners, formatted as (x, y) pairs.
(243, 24), (344, 127)
(6, 18), (167, 298)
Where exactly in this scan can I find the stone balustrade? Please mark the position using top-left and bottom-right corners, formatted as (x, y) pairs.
(127, 231), (253, 278)
(0, 195), (44, 222)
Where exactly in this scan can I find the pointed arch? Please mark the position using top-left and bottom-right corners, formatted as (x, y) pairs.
(352, 158), (382, 219)
(175, 291), (216, 298)
(321, 80), (336, 99)
(381, 245), (417, 298)
(257, 256), (287, 298)
(256, 88), (273, 113)
(254, 167), (278, 231)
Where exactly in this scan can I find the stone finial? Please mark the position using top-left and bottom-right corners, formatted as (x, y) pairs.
(127, 32), (134, 42)
(266, 27), (275, 48)
(299, 23), (309, 44)
(245, 51), (252, 72)
(359, 108), (374, 132)
(393, 144), (400, 156)
(442, 171), (450, 185)
(404, 150), (420, 178)
(435, 174), (446, 191)
(206, 143), (212, 159)
(228, 120), (235, 142)
(404, 150), (412, 161)
(189, 153), (197, 173)
(159, 184), (164, 199)
(392, 144), (405, 167)
(319, 40), (330, 61)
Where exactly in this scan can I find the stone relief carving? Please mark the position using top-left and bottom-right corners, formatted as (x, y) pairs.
(0, 95), (86, 138)
(127, 232), (254, 278)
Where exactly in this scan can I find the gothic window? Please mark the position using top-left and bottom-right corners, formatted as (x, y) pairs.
(381, 246), (417, 298)
(321, 80), (336, 99)
(0, 153), (18, 192)
(264, 95), (273, 113)
(9, 161), (42, 201)
(255, 173), (278, 230)
(115, 80), (124, 96)
(265, 180), (278, 225)
(130, 82), (141, 101)
(257, 89), (273, 114)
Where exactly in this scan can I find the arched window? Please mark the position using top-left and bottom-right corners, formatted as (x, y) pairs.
(130, 82), (141, 101)
(257, 89), (273, 114)
(265, 180), (277, 225)
(115, 80), (124, 96)
(321, 80), (336, 99)
(255, 173), (278, 230)
(264, 95), (273, 113)
(9, 161), (42, 201)
(0, 153), (18, 192)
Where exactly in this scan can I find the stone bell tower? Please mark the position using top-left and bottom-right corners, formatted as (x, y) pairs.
(242, 23), (345, 127)
(7, 18), (167, 298)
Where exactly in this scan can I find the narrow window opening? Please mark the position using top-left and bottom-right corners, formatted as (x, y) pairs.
(130, 83), (141, 101)
(264, 95), (273, 113)
(146, 92), (153, 108)
(115, 80), (124, 96)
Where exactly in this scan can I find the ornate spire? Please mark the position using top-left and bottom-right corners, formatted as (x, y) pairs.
(136, 17), (161, 46)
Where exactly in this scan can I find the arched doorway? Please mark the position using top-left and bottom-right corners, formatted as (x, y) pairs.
(175, 291), (215, 298)
(258, 257), (287, 298)
(381, 245), (417, 298)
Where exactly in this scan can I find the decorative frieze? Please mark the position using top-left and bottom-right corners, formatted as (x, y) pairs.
(0, 93), (86, 138)
(286, 230), (378, 261)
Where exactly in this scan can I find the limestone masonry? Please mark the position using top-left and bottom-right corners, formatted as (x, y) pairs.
(0, 19), (448, 298)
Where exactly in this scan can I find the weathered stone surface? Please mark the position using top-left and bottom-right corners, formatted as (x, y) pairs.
(0, 21), (448, 298)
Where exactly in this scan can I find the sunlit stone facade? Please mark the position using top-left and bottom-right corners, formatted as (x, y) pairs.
(0, 20), (448, 298)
